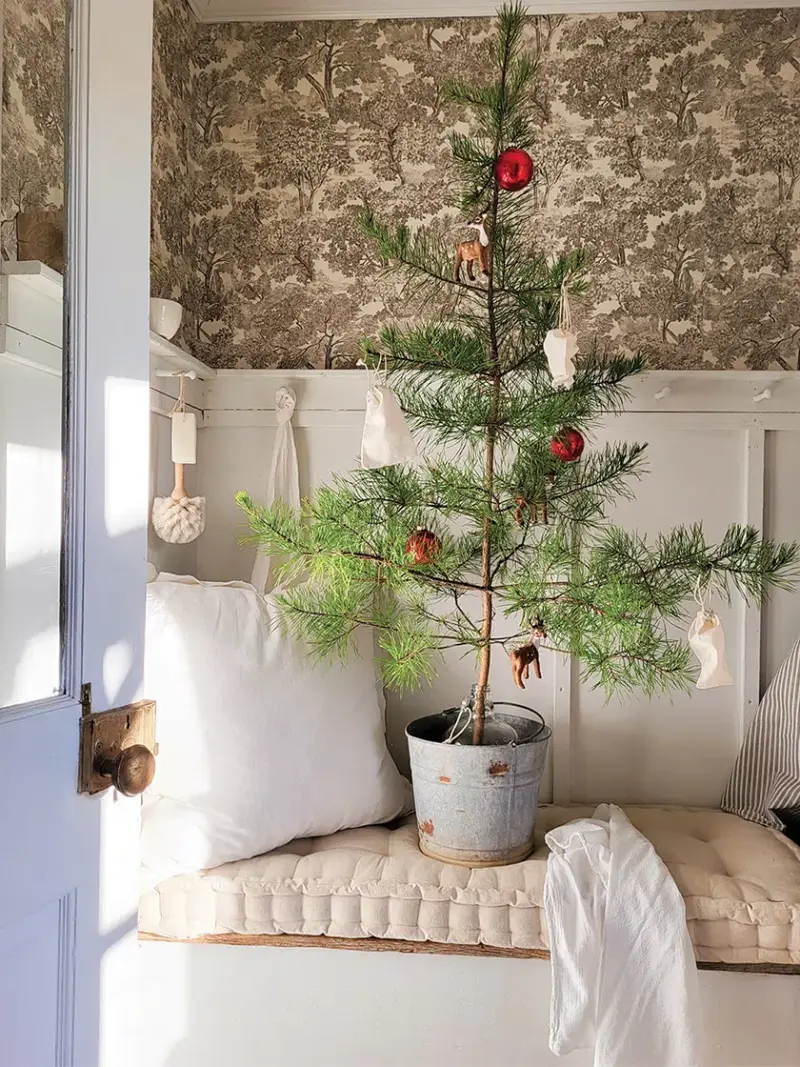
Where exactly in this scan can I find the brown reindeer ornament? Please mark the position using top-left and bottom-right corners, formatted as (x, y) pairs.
(454, 216), (490, 282)
(510, 623), (547, 688)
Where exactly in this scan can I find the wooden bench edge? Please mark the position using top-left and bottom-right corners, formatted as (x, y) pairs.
(137, 931), (800, 973)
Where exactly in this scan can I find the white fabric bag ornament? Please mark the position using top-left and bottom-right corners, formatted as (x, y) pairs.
(359, 360), (418, 469)
(687, 580), (732, 690)
(250, 387), (300, 595)
(544, 279), (577, 389)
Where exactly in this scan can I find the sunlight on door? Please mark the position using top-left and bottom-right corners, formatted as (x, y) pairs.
(104, 375), (150, 538)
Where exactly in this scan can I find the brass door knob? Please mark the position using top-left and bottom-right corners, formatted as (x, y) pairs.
(94, 744), (156, 796)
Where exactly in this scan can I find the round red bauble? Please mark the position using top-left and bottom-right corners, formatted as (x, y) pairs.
(406, 527), (442, 565)
(550, 427), (585, 463)
(495, 148), (534, 192)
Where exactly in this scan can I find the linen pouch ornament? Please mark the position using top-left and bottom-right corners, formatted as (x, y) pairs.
(688, 611), (733, 690)
(544, 278), (577, 389)
(360, 379), (418, 470)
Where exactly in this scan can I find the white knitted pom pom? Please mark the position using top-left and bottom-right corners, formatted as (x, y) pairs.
(152, 494), (206, 545)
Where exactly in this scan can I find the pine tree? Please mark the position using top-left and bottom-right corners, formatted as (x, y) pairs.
(237, 3), (797, 745)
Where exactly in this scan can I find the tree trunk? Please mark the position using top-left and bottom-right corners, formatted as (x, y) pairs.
(472, 32), (510, 741)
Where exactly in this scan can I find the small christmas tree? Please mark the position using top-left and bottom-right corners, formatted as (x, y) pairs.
(237, 3), (797, 746)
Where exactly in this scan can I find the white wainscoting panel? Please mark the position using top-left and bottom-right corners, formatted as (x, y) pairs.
(186, 369), (800, 806)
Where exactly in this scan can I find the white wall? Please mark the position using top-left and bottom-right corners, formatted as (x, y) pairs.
(140, 368), (800, 1067)
(139, 941), (800, 1067)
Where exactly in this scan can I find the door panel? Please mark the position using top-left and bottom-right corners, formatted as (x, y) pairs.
(0, 0), (68, 708)
(0, 894), (75, 1067)
(0, 1), (154, 1065)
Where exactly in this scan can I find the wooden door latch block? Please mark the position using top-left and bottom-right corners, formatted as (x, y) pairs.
(78, 698), (157, 796)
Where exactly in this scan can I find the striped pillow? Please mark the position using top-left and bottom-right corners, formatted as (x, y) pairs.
(722, 636), (800, 837)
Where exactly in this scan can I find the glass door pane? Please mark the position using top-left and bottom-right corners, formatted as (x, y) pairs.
(0, 0), (68, 707)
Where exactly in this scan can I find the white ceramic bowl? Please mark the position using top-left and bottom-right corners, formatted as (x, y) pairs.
(149, 298), (183, 340)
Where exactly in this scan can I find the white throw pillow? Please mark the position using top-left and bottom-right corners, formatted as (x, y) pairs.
(141, 574), (410, 885)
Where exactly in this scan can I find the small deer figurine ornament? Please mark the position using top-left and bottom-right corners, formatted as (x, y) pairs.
(454, 215), (490, 282)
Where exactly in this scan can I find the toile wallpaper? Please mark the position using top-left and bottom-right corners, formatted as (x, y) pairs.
(150, 6), (800, 372)
(1, 0), (66, 262)
(7, 1), (797, 372)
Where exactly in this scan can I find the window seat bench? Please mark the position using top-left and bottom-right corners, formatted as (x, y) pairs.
(139, 806), (800, 973)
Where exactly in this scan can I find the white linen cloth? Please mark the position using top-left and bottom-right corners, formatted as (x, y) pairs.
(250, 387), (300, 595)
(544, 804), (701, 1067)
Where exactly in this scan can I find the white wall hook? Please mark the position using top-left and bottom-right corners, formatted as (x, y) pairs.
(275, 386), (296, 424)
(753, 386), (773, 404)
(155, 369), (197, 380)
(654, 384), (672, 401)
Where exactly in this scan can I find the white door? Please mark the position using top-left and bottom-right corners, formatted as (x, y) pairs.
(0, 1), (154, 1065)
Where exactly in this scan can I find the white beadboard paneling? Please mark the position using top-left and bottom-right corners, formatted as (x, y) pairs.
(188, 369), (800, 806)
(187, 0), (800, 22)
(762, 430), (800, 689)
(739, 427), (766, 740)
(570, 422), (744, 806)
(196, 421), (362, 582)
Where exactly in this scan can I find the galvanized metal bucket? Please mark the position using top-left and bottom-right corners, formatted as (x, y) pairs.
(406, 706), (551, 868)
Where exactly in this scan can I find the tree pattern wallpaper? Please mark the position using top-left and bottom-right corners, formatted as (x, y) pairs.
(1, 0), (66, 262)
(152, 5), (800, 372)
(5, 1), (799, 372)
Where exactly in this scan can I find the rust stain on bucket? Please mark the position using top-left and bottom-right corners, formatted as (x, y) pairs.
(439, 775), (451, 783)
(488, 760), (510, 776)
(419, 819), (435, 835)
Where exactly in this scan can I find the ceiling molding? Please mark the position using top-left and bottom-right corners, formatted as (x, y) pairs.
(186, 0), (797, 22)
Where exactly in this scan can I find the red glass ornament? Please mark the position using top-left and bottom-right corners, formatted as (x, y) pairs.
(406, 527), (442, 565)
(495, 148), (534, 192)
(550, 427), (585, 463)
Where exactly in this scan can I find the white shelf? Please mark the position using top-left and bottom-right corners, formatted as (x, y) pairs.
(0, 325), (62, 377)
(148, 333), (216, 380)
(1, 261), (216, 381)
(1, 261), (64, 302)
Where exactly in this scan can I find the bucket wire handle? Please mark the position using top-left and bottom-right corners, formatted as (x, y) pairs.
(443, 700), (548, 745)
(444, 698), (472, 745)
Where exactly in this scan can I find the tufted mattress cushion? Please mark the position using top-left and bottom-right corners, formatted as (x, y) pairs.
(139, 806), (800, 965)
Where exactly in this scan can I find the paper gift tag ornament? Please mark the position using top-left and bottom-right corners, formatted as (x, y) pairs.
(544, 278), (577, 389)
(361, 377), (418, 470)
(172, 412), (196, 464)
(687, 580), (732, 689)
